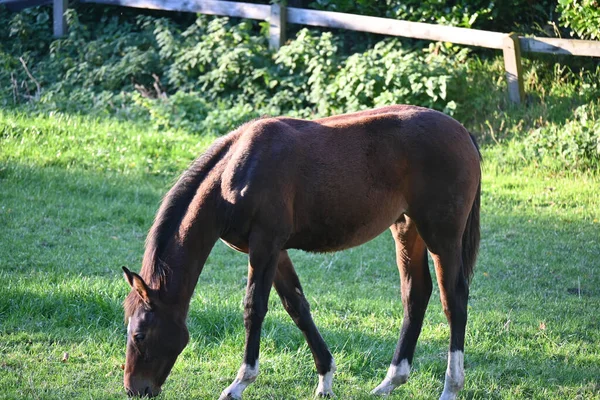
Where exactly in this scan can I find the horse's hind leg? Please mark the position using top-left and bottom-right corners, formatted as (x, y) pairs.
(372, 215), (432, 395)
(273, 250), (336, 397)
(430, 246), (468, 400)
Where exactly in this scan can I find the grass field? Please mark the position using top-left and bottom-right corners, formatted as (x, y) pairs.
(1, 111), (599, 399)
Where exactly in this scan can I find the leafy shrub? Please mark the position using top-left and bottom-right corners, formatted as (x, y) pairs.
(0, 5), (515, 123)
(1, 5), (163, 109)
(132, 91), (260, 135)
(273, 30), (465, 116)
(151, 16), (271, 98)
(144, 24), (465, 122)
(321, 40), (464, 115)
(524, 104), (600, 170)
(47, 10), (162, 92)
(271, 29), (341, 116)
(3, 6), (53, 56)
(557, 0), (600, 39)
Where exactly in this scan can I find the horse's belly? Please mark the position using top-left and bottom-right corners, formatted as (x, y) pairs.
(286, 193), (406, 252)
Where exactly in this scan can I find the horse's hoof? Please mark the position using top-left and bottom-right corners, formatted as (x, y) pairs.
(315, 389), (335, 398)
(218, 393), (241, 400)
(438, 391), (458, 400)
(371, 382), (395, 396)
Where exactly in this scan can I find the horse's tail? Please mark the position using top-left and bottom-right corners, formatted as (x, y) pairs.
(462, 133), (481, 283)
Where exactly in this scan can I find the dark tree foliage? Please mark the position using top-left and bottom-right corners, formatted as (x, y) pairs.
(309, 0), (558, 33)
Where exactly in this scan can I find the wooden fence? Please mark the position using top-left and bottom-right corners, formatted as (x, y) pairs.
(7, 0), (600, 103)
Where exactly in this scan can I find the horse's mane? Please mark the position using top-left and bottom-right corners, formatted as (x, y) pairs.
(144, 136), (233, 286)
(125, 121), (278, 319)
(124, 136), (233, 319)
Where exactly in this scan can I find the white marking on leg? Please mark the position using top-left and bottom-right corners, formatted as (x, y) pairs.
(371, 359), (411, 395)
(219, 362), (259, 400)
(439, 350), (464, 400)
(315, 359), (336, 397)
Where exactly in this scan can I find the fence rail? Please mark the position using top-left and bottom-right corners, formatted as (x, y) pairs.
(519, 37), (600, 57)
(78, 0), (270, 19)
(287, 7), (507, 50)
(6, 0), (600, 103)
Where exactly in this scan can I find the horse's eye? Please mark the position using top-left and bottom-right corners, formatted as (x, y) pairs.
(134, 333), (146, 342)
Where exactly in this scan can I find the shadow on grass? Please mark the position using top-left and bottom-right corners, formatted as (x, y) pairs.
(183, 300), (600, 398)
(0, 283), (125, 340)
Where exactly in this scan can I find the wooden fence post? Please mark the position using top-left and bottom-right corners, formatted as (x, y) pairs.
(269, 3), (287, 50)
(502, 33), (524, 104)
(53, 0), (67, 37)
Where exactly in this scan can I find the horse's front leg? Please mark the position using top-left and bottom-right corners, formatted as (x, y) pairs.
(219, 232), (281, 400)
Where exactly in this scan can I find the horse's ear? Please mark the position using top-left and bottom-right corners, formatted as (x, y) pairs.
(122, 266), (153, 307)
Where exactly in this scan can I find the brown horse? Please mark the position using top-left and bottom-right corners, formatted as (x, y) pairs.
(122, 105), (481, 400)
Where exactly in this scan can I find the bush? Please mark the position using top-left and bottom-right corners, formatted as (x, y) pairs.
(2, 5), (467, 125)
(132, 91), (260, 135)
(1, 5), (163, 109)
(152, 16), (271, 99)
(135, 25), (464, 127)
(524, 103), (600, 170)
(321, 40), (464, 115)
(557, 0), (600, 39)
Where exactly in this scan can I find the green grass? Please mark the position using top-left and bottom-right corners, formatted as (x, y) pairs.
(1, 111), (599, 399)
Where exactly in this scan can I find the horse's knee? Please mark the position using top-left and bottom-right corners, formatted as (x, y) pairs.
(243, 303), (267, 330)
(280, 292), (312, 329)
(402, 283), (432, 309)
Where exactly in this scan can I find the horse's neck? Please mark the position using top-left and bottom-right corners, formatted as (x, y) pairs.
(154, 194), (222, 316)
(146, 136), (232, 315)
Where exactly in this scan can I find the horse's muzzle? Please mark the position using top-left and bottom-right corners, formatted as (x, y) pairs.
(124, 377), (161, 398)
(125, 386), (161, 398)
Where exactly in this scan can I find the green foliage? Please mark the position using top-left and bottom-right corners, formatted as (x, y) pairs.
(310, 0), (557, 32)
(143, 22), (462, 118)
(557, 0), (600, 39)
(1, 5), (162, 112)
(524, 104), (600, 170)
(271, 29), (341, 116)
(1, 5), (465, 123)
(52, 11), (160, 92)
(151, 16), (271, 99)
(320, 41), (464, 115)
(3, 6), (53, 56)
(132, 91), (260, 135)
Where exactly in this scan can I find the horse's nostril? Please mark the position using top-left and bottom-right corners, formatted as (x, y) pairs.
(124, 387), (150, 398)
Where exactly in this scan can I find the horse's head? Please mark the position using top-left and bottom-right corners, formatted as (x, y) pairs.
(122, 267), (189, 397)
